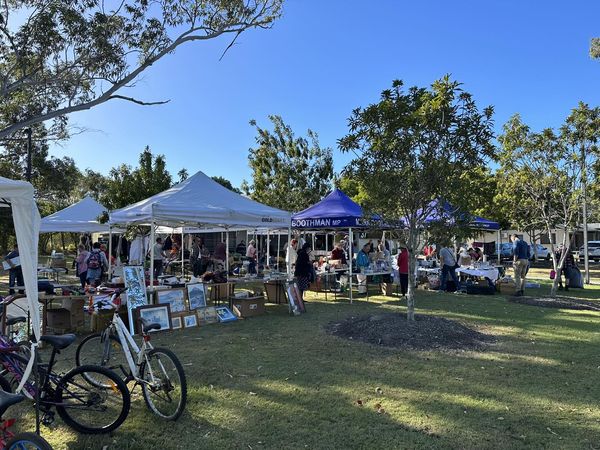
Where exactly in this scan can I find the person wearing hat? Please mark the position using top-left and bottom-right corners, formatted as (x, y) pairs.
(397, 244), (409, 298)
(246, 239), (257, 274)
(294, 242), (313, 300)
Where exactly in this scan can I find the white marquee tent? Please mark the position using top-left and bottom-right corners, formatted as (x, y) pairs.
(0, 176), (41, 390)
(109, 170), (292, 283)
(40, 196), (109, 233)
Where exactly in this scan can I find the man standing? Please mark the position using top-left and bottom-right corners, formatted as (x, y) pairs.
(152, 237), (166, 279)
(439, 244), (461, 293)
(4, 243), (23, 295)
(511, 234), (530, 296)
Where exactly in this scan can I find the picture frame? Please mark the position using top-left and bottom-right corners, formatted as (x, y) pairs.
(156, 288), (186, 314)
(183, 314), (198, 328)
(123, 265), (148, 334)
(215, 306), (237, 323)
(136, 304), (171, 333)
(187, 283), (207, 310)
(171, 316), (182, 330)
(200, 306), (219, 324)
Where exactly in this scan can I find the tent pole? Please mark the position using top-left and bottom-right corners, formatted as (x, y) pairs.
(349, 227), (353, 303)
(226, 228), (230, 276)
(267, 229), (270, 269)
(287, 226), (292, 279)
(497, 229), (501, 264)
(108, 226), (113, 281)
(277, 232), (281, 271)
(150, 222), (155, 288)
(181, 228), (184, 279)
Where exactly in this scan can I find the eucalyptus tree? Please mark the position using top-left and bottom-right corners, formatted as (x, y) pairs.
(339, 77), (495, 321)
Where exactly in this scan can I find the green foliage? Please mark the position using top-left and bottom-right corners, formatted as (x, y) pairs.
(212, 176), (241, 194)
(101, 146), (172, 210)
(339, 76), (495, 320)
(591, 38), (600, 59)
(243, 115), (334, 211)
(0, 0), (283, 140)
(334, 175), (370, 206)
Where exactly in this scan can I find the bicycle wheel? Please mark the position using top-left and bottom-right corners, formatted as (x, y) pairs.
(55, 365), (130, 434)
(76, 332), (131, 383)
(5, 432), (52, 450)
(140, 348), (187, 420)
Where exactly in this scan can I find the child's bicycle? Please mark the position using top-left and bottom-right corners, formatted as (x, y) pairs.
(76, 288), (187, 420)
(0, 390), (53, 449)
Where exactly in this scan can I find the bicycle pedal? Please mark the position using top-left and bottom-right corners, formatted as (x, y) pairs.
(41, 411), (55, 426)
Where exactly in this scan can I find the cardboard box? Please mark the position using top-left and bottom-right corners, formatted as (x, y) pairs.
(232, 296), (265, 318)
(380, 283), (395, 296)
(264, 281), (287, 304)
(498, 282), (516, 295)
(209, 283), (233, 302)
(46, 308), (71, 333)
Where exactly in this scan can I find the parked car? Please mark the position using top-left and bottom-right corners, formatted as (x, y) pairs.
(529, 244), (551, 261)
(497, 242), (513, 260)
(578, 241), (600, 262)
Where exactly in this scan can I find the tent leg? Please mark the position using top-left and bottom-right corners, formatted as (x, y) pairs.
(267, 230), (270, 269)
(108, 226), (113, 281)
(497, 230), (501, 265)
(181, 229), (185, 279)
(287, 227), (292, 279)
(226, 228), (230, 276)
(277, 233), (281, 271)
(150, 222), (155, 288)
(349, 227), (353, 303)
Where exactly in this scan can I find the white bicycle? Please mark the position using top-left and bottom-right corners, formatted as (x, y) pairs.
(75, 288), (187, 420)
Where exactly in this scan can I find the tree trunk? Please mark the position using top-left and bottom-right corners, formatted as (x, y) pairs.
(406, 228), (419, 321)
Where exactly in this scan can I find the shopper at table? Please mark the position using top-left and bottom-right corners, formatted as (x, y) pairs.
(439, 244), (461, 293)
(294, 243), (313, 300)
(214, 241), (227, 266)
(75, 244), (90, 289)
(469, 247), (483, 262)
(458, 247), (472, 267)
(511, 234), (530, 296)
(356, 243), (370, 294)
(246, 240), (257, 274)
(4, 243), (23, 295)
(397, 245), (409, 298)
(330, 241), (346, 265)
(151, 237), (166, 279)
(86, 242), (109, 286)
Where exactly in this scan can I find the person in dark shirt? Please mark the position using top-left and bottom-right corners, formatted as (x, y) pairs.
(330, 242), (346, 264)
(4, 243), (23, 295)
(511, 234), (530, 296)
(556, 246), (575, 291)
(294, 243), (313, 300)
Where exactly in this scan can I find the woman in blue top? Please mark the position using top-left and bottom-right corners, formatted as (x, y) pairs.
(356, 243), (370, 294)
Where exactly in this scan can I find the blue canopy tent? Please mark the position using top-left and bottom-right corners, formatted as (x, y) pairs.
(422, 200), (500, 230)
(293, 189), (391, 302)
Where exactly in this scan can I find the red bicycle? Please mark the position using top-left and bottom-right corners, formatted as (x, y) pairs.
(0, 390), (52, 449)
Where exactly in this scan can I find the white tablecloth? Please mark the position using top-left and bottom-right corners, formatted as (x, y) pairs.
(456, 267), (500, 282)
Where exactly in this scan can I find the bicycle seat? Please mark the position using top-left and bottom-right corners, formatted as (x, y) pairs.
(139, 318), (161, 333)
(6, 316), (26, 327)
(0, 390), (24, 416)
(40, 334), (76, 350)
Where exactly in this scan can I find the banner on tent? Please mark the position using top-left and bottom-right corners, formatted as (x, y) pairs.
(292, 217), (362, 228)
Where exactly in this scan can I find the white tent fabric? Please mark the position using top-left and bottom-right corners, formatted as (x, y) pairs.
(0, 176), (41, 392)
(110, 171), (291, 228)
(40, 196), (109, 233)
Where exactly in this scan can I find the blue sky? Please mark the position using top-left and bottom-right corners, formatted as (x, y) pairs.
(49, 0), (600, 188)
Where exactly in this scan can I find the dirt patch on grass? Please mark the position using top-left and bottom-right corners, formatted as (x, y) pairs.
(325, 313), (495, 351)
(508, 295), (600, 311)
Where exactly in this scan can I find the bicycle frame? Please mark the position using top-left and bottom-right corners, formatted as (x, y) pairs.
(106, 312), (153, 380)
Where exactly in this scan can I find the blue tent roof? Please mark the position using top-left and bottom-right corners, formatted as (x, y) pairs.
(292, 189), (368, 229)
(423, 200), (500, 230)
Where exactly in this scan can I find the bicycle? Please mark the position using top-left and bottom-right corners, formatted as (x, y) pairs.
(0, 330), (131, 434)
(0, 390), (52, 449)
(76, 288), (187, 420)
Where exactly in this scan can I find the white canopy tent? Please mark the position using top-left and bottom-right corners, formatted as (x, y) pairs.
(0, 176), (41, 391)
(40, 196), (109, 233)
(109, 170), (292, 284)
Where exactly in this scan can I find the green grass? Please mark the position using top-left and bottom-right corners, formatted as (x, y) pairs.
(5, 268), (600, 449)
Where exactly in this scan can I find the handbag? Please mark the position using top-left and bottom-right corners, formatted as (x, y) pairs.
(549, 269), (556, 280)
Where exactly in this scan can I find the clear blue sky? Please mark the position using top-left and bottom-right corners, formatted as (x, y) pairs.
(49, 0), (600, 188)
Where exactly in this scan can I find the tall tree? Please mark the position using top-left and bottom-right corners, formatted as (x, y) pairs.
(0, 0), (283, 140)
(591, 38), (600, 59)
(212, 176), (241, 193)
(339, 77), (495, 321)
(243, 115), (334, 211)
(497, 113), (588, 296)
(101, 146), (172, 210)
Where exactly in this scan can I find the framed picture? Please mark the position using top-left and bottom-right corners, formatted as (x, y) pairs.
(123, 265), (148, 334)
(187, 283), (207, 310)
(200, 306), (218, 324)
(171, 316), (182, 330)
(156, 288), (186, 314)
(183, 314), (198, 328)
(215, 306), (237, 323)
(136, 304), (171, 333)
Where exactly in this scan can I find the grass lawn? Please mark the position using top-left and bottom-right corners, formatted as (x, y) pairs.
(4, 264), (600, 449)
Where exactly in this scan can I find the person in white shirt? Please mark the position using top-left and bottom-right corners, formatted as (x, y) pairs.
(286, 239), (298, 268)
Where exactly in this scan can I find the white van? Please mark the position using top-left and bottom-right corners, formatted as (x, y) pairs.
(578, 241), (600, 262)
